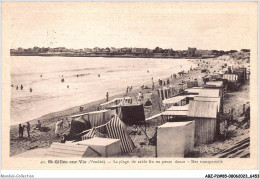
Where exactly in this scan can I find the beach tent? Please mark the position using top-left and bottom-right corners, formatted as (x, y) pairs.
(105, 104), (145, 125)
(223, 74), (238, 90)
(76, 137), (121, 157)
(100, 97), (132, 109)
(188, 100), (218, 146)
(120, 104), (145, 125)
(45, 142), (101, 158)
(69, 116), (91, 139)
(81, 128), (107, 140)
(70, 110), (111, 134)
(157, 86), (175, 100)
(106, 115), (135, 153)
(156, 121), (195, 157)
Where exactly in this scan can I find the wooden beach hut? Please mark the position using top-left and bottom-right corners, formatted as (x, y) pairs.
(187, 80), (199, 88)
(45, 142), (101, 158)
(156, 121), (195, 157)
(187, 100), (218, 146)
(194, 96), (222, 136)
(75, 137), (121, 157)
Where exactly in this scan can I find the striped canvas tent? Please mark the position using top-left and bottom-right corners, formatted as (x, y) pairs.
(100, 97), (132, 109)
(157, 86), (175, 100)
(223, 74), (238, 82)
(106, 115), (135, 153)
(81, 128), (107, 141)
(71, 110), (111, 134)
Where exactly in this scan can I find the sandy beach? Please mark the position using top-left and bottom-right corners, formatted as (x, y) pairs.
(10, 54), (250, 157)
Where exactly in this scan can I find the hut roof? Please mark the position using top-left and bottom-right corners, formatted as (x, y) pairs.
(194, 96), (221, 112)
(158, 121), (193, 128)
(199, 89), (220, 98)
(167, 105), (189, 111)
(206, 81), (223, 87)
(188, 100), (218, 118)
(162, 96), (186, 104)
(184, 88), (201, 94)
(162, 110), (188, 116)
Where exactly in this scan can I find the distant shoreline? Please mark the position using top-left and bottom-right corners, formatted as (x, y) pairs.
(10, 53), (217, 59)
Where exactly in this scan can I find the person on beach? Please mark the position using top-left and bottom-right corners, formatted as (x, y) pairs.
(67, 85), (69, 88)
(163, 81), (166, 86)
(19, 124), (24, 139)
(152, 82), (155, 91)
(98, 74), (100, 77)
(55, 119), (63, 137)
(144, 99), (152, 106)
(26, 122), (31, 139)
(11, 84), (14, 87)
(35, 120), (42, 130)
(137, 92), (143, 103)
(21, 85), (23, 90)
(129, 86), (133, 92)
(40, 75), (42, 78)
(106, 92), (109, 102)
(126, 86), (129, 94)
(167, 79), (170, 85)
(16, 85), (18, 90)
(30, 88), (32, 92)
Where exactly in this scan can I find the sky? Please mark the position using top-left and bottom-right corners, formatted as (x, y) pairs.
(2, 2), (258, 51)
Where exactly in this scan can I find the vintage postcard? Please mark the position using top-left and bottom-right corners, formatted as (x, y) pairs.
(1, 1), (258, 171)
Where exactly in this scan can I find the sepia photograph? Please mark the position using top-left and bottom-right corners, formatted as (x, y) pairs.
(1, 1), (258, 172)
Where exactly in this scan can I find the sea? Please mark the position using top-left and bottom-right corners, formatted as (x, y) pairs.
(11, 56), (195, 125)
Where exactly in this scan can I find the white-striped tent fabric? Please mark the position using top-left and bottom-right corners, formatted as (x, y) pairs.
(157, 87), (175, 100)
(86, 110), (111, 133)
(223, 74), (238, 82)
(81, 128), (106, 140)
(106, 115), (135, 153)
